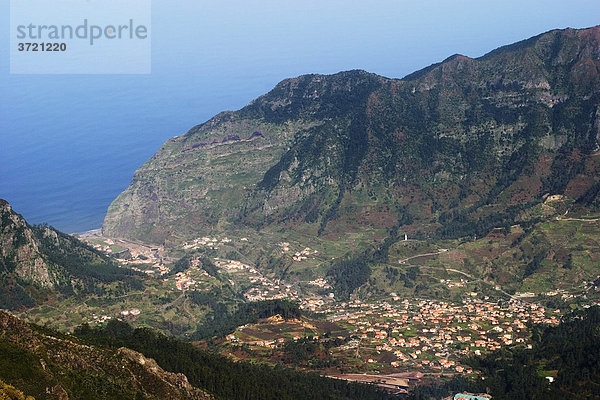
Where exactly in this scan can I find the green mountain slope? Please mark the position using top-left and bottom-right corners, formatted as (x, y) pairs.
(0, 310), (397, 400)
(0, 199), (142, 309)
(103, 26), (600, 247)
(0, 311), (211, 400)
(362, 195), (600, 299)
(73, 318), (396, 400)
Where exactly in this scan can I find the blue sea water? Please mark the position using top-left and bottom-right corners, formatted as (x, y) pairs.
(0, 72), (276, 232)
(1, 1), (598, 233)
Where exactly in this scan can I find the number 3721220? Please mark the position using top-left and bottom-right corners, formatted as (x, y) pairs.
(18, 43), (67, 51)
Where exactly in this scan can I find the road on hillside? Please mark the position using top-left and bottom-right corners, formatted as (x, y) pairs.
(398, 249), (448, 264)
(397, 250), (522, 301)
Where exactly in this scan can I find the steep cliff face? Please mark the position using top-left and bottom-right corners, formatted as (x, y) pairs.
(103, 26), (600, 245)
(0, 200), (72, 310)
(0, 199), (58, 288)
(101, 70), (384, 244)
(0, 199), (139, 309)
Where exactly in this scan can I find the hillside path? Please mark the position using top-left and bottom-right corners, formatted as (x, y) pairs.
(398, 249), (448, 264)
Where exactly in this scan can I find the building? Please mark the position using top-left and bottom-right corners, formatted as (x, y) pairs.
(454, 393), (491, 400)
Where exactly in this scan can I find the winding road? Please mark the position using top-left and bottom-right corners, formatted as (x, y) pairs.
(398, 249), (448, 264)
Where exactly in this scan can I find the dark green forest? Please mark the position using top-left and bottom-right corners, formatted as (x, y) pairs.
(326, 256), (371, 299)
(74, 320), (396, 400)
(190, 298), (302, 340)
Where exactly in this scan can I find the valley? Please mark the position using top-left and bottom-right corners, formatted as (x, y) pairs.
(17, 195), (600, 393)
(3, 25), (600, 399)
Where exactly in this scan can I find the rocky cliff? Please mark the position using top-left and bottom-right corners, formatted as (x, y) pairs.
(1, 200), (59, 289)
(0, 199), (140, 309)
(103, 26), (600, 245)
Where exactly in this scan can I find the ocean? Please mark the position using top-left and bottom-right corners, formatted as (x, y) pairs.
(0, 71), (281, 233)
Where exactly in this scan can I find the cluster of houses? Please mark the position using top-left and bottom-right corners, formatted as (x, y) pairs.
(243, 287), (296, 302)
(440, 278), (468, 288)
(299, 297), (328, 311)
(321, 296), (560, 372)
(237, 336), (287, 348)
(171, 243), (560, 374)
(307, 278), (332, 289)
(118, 259), (169, 276)
(239, 278), (330, 304)
(120, 308), (141, 317)
(293, 247), (317, 261)
(173, 271), (199, 291)
(279, 242), (291, 252)
(241, 272), (300, 302)
(214, 256), (308, 299)
(209, 257), (299, 301)
(279, 242), (318, 261)
(214, 259), (253, 271)
(224, 289), (561, 374)
(113, 249), (169, 276)
(182, 236), (234, 250)
(90, 314), (112, 324)
(89, 309), (140, 325)
(89, 238), (116, 253)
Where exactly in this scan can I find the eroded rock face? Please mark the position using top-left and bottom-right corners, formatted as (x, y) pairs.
(0, 309), (29, 332)
(0, 199), (54, 288)
(103, 27), (600, 245)
(0, 199), (127, 309)
(118, 347), (198, 392)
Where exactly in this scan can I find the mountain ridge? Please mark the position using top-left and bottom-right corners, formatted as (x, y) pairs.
(103, 25), (600, 246)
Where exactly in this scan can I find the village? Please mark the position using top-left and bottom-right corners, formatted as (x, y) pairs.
(81, 233), (590, 379)
(222, 291), (563, 376)
(317, 295), (559, 373)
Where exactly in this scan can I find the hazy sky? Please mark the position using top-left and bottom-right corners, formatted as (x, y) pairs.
(1, 0), (599, 231)
(147, 0), (600, 84)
